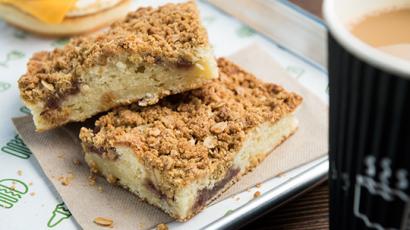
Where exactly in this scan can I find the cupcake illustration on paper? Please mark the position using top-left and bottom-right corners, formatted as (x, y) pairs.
(354, 156), (409, 230)
(47, 202), (72, 228)
(0, 179), (29, 209)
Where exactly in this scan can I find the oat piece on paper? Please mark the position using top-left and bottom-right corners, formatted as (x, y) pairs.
(18, 1), (218, 131)
(79, 58), (302, 221)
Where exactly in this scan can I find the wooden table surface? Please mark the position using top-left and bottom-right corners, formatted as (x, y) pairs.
(289, 0), (324, 18)
(242, 182), (329, 230)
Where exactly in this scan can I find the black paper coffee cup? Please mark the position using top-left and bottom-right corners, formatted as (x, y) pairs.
(324, 1), (410, 229)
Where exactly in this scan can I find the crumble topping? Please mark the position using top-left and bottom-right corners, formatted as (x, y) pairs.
(18, 1), (209, 105)
(80, 58), (302, 191)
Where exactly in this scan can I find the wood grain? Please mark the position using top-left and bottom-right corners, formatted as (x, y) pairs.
(242, 182), (329, 230)
(289, 0), (323, 18)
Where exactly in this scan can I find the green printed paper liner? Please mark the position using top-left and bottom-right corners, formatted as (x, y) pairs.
(47, 202), (72, 228)
(12, 44), (328, 230)
(0, 179), (29, 209)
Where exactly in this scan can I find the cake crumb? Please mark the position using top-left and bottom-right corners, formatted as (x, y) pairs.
(88, 174), (97, 186)
(156, 223), (168, 230)
(17, 170), (23, 176)
(107, 174), (118, 184)
(255, 183), (261, 188)
(89, 161), (99, 174)
(29, 181), (33, 186)
(30, 192), (36, 196)
(276, 172), (286, 177)
(57, 153), (65, 159)
(73, 159), (82, 166)
(254, 191), (261, 198)
(58, 173), (74, 186)
(93, 217), (113, 227)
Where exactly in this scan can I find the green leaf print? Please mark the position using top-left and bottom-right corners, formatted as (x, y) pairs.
(203, 16), (216, 25)
(224, 209), (234, 216)
(51, 38), (70, 47)
(286, 66), (305, 79)
(13, 30), (27, 39)
(0, 50), (25, 67)
(7, 51), (25, 61)
(0, 81), (11, 92)
(236, 25), (256, 38)
(20, 106), (31, 115)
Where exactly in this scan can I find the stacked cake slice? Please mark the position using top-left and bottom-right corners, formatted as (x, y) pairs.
(18, 1), (218, 131)
(18, 1), (302, 221)
(79, 58), (302, 220)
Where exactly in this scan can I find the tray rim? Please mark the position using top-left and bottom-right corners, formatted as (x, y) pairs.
(202, 156), (329, 230)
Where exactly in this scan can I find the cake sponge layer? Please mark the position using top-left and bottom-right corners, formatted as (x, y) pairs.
(27, 50), (217, 131)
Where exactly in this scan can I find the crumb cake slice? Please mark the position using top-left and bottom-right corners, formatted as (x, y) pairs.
(79, 58), (302, 221)
(18, 2), (217, 131)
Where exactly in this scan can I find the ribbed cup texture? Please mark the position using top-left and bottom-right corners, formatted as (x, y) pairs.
(328, 33), (410, 230)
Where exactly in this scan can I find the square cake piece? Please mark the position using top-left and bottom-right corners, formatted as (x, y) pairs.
(18, 2), (217, 131)
(79, 58), (302, 221)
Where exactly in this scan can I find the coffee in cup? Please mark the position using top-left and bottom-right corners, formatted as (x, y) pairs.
(351, 7), (410, 62)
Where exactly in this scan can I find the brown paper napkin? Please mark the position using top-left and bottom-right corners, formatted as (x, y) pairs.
(12, 43), (328, 230)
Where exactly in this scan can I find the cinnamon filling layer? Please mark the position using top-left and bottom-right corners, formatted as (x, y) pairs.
(43, 79), (81, 111)
(145, 179), (167, 200)
(175, 58), (193, 69)
(193, 167), (240, 211)
(87, 145), (118, 160)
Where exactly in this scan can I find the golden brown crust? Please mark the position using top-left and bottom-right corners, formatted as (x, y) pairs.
(18, 1), (209, 105)
(80, 58), (302, 192)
